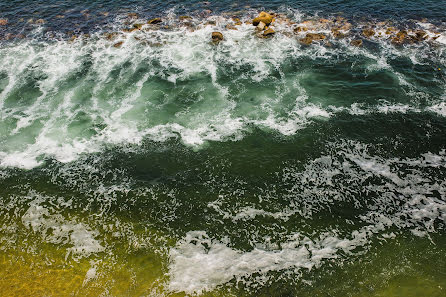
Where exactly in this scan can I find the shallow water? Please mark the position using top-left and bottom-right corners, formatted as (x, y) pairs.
(0, 0), (446, 296)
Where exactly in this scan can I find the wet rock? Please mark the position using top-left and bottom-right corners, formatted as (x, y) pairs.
(412, 29), (427, 42)
(179, 15), (192, 21)
(331, 28), (345, 38)
(211, 31), (223, 42)
(35, 19), (45, 24)
(232, 18), (242, 26)
(391, 30), (407, 44)
(148, 18), (162, 24)
(206, 20), (216, 26)
(252, 11), (273, 26)
(362, 28), (375, 38)
(385, 27), (397, 35)
(256, 21), (266, 31)
(226, 24), (238, 30)
(299, 33), (326, 45)
(133, 23), (143, 30)
(0, 19), (7, 26)
(263, 28), (275, 37)
(113, 41), (124, 48)
(105, 32), (119, 40)
(294, 26), (308, 33)
(350, 39), (363, 47)
(56, 15), (65, 19)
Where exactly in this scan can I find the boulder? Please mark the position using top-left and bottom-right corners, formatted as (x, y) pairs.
(294, 26), (308, 33)
(0, 19), (7, 26)
(350, 39), (363, 47)
(211, 31), (224, 42)
(391, 30), (407, 44)
(411, 29), (427, 42)
(362, 28), (375, 38)
(226, 24), (238, 30)
(300, 33), (326, 45)
(385, 27), (397, 35)
(133, 23), (143, 30)
(331, 28), (345, 38)
(256, 21), (266, 31)
(252, 11), (273, 26)
(263, 28), (275, 37)
(148, 18), (162, 24)
(113, 41), (124, 48)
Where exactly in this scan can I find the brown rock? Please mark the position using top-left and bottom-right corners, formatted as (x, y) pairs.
(294, 26), (308, 33)
(105, 32), (119, 40)
(35, 19), (45, 24)
(128, 13), (138, 19)
(350, 39), (363, 47)
(148, 18), (162, 24)
(391, 30), (407, 44)
(263, 28), (275, 37)
(331, 28), (345, 38)
(385, 27), (397, 35)
(133, 23), (143, 30)
(256, 21), (266, 31)
(179, 15), (192, 21)
(113, 41), (124, 48)
(226, 24), (238, 30)
(307, 33), (326, 41)
(56, 15), (65, 19)
(0, 19), (7, 26)
(362, 28), (375, 38)
(212, 31), (223, 42)
(412, 29), (427, 42)
(300, 36), (313, 45)
(252, 11), (273, 26)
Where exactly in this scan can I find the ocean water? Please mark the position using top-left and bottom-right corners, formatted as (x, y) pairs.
(0, 0), (446, 296)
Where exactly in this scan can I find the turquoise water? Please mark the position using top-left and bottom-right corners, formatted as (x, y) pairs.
(0, 1), (446, 296)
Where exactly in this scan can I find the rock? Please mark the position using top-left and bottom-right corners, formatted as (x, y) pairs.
(391, 30), (407, 44)
(256, 21), (266, 31)
(232, 18), (242, 26)
(263, 28), (275, 37)
(35, 19), (45, 24)
(350, 39), (363, 47)
(300, 33), (326, 45)
(385, 27), (397, 35)
(412, 29), (427, 42)
(113, 41), (124, 48)
(148, 18), (162, 24)
(362, 28), (375, 38)
(300, 36), (313, 45)
(226, 24), (238, 30)
(252, 11), (273, 26)
(294, 26), (308, 33)
(133, 23), (143, 30)
(56, 15), (65, 19)
(331, 28), (345, 38)
(206, 20), (216, 26)
(308, 33), (326, 41)
(179, 16), (192, 21)
(0, 19), (7, 26)
(211, 31), (223, 42)
(128, 13), (138, 19)
(319, 18), (331, 24)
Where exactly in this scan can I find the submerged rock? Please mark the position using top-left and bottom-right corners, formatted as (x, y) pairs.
(252, 11), (273, 26)
(113, 41), (124, 48)
(148, 18), (162, 24)
(392, 30), (407, 44)
(128, 13), (138, 19)
(300, 32), (326, 44)
(133, 23), (143, 30)
(362, 28), (375, 38)
(331, 28), (345, 38)
(351, 39), (363, 47)
(0, 19), (8, 25)
(212, 31), (223, 42)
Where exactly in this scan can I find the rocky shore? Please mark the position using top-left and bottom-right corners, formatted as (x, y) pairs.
(0, 10), (444, 47)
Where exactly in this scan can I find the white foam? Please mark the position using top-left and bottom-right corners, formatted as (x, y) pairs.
(168, 229), (371, 294)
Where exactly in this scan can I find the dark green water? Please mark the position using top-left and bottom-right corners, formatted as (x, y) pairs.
(0, 1), (446, 296)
